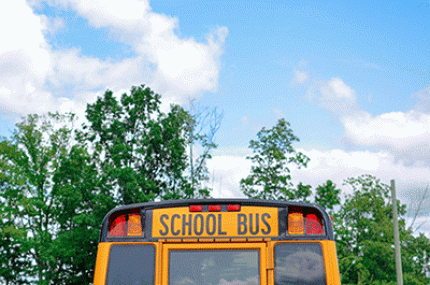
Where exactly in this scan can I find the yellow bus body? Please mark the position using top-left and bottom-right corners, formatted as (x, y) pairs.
(93, 240), (340, 285)
(93, 199), (341, 285)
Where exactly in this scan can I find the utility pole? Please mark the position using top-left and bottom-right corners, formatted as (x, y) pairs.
(391, 179), (403, 285)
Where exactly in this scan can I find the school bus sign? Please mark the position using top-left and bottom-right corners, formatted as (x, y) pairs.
(152, 206), (279, 238)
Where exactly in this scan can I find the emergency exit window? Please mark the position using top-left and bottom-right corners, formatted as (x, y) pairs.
(274, 243), (326, 285)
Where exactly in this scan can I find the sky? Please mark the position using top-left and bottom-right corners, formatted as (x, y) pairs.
(1, 0), (430, 236)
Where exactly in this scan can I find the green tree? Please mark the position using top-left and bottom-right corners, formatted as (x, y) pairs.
(315, 180), (341, 211)
(0, 85), (219, 284)
(50, 140), (107, 284)
(0, 139), (31, 284)
(293, 182), (313, 202)
(400, 231), (430, 285)
(240, 118), (310, 200)
(0, 112), (100, 284)
(336, 175), (430, 284)
(83, 85), (201, 202)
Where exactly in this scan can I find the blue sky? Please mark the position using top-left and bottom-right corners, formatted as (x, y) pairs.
(1, 0), (430, 235)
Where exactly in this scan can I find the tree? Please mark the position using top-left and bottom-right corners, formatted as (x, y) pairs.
(0, 85), (221, 284)
(0, 112), (100, 284)
(407, 185), (429, 232)
(185, 99), (223, 198)
(0, 139), (31, 284)
(335, 174), (430, 284)
(240, 118), (310, 200)
(293, 182), (313, 202)
(314, 180), (341, 212)
(50, 140), (106, 284)
(83, 85), (197, 202)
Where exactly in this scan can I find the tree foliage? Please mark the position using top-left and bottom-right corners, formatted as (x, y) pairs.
(315, 179), (341, 212)
(0, 85), (219, 284)
(83, 85), (196, 203)
(335, 175), (430, 284)
(0, 139), (31, 285)
(0, 112), (100, 284)
(240, 118), (310, 200)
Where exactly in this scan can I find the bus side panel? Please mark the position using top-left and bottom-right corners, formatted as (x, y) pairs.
(321, 241), (341, 285)
(93, 243), (111, 285)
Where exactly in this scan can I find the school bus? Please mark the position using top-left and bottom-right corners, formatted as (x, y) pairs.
(93, 199), (341, 285)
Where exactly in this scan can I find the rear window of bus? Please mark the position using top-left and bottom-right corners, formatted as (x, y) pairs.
(169, 250), (259, 285)
(274, 243), (326, 285)
(106, 244), (155, 285)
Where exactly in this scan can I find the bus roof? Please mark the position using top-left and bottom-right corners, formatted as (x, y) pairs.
(99, 199), (335, 242)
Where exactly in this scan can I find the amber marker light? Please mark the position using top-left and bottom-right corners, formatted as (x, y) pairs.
(288, 209), (304, 235)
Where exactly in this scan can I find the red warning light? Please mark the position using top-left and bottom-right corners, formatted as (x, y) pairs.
(109, 215), (126, 236)
(190, 205), (203, 212)
(208, 205), (222, 211)
(227, 204), (240, 211)
(306, 214), (323, 235)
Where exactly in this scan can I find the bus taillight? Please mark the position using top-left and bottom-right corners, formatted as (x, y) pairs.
(127, 213), (143, 236)
(288, 209), (304, 235)
(288, 207), (324, 235)
(109, 215), (126, 236)
(306, 213), (323, 235)
(109, 213), (142, 237)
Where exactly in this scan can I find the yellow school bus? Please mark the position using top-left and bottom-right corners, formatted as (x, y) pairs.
(93, 199), (341, 285)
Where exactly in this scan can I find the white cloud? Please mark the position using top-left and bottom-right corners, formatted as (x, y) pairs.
(291, 149), (394, 187)
(324, 77), (355, 99)
(66, 0), (151, 30)
(208, 148), (389, 200)
(147, 26), (228, 98)
(206, 147), (430, 236)
(341, 110), (430, 165)
(342, 111), (430, 148)
(52, 0), (228, 100)
(46, 16), (65, 34)
(208, 147), (430, 211)
(307, 77), (358, 115)
(301, 70), (430, 166)
(0, 0), (228, 118)
(0, 0), (53, 115)
(207, 154), (251, 198)
(49, 48), (152, 92)
(292, 148), (430, 235)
